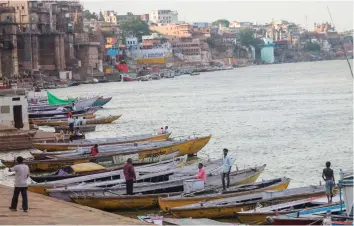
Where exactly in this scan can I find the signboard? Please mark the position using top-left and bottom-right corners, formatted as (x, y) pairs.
(140, 49), (165, 59)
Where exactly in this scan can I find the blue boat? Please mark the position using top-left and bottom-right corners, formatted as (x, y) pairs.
(92, 97), (112, 107)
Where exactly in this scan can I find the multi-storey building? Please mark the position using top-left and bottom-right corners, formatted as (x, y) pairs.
(150, 9), (178, 24)
(150, 23), (192, 38)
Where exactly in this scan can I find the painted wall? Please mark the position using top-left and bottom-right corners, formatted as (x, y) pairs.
(0, 95), (29, 130)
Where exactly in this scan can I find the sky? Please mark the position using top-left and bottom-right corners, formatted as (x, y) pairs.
(82, 0), (353, 32)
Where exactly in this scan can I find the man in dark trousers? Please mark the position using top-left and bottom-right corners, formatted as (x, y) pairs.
(222, 148), (233, 191)
(322, 161), (335, 203)
(123, 158), (136, 195)
(9, 156), (29, 212)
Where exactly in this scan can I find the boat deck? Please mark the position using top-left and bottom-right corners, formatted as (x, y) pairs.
(0, 185), (142, 225)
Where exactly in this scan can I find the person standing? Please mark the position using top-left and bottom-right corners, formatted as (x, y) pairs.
(195, 163), (207, 183)
(322, 161), (335, 203)
(123, 158), (136, 195)
(68, 116), (75, 133)
(71, 103), (76, 111)
(222, 148), (233, 191)
(9, 156), (29, 212)
(90, 144), (99, 156)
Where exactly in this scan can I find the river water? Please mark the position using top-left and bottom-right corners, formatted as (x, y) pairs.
(0, 60), (353, 188)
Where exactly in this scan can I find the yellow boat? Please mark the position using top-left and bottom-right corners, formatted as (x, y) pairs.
(33, 133), (171, 151)
(158, 177), (290, 212)
(169, 185), (327, 218)
(70, 192), (181, 210)
(30, 115), (121, 127)
(2, 135), (211, 172)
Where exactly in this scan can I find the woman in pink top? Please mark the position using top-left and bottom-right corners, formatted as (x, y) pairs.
(195, 163), (207, 183)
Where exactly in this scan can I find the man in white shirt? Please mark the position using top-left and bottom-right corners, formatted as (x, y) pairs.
(72, 103), (77, 111)
(222, 148), (232, 191)
(9, 156), (29, 212)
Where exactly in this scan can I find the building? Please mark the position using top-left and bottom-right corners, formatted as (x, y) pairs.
(192, 22), (209, 28)
(171, 37), (202, 63)
(117, 12), (140, 23)
(150, 23), (192, 38)
(0, 89), (29, 130)
(229, 21), (253, 28)
(103, 11), (117, 24)
(142, 33), (161, 46)
(260, 38), (275, 64)
(140, 14), (149, 22)
(314, 22), (334, 33)
(150, 9), (178, 24)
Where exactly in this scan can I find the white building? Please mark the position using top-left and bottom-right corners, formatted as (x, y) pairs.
(150, 10), (178, 24)
(0, 89), (29, 130)
(126, 37), (138, 48)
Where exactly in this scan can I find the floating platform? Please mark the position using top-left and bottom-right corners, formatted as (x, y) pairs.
(0, 185), (142, 225)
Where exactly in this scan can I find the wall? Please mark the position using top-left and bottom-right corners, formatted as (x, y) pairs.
(150, 24), (191, 37)
(0, 95), (29, 130)
(261, 46), (275, 63)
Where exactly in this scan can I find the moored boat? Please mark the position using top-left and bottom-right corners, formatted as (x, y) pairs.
(159, 177), (289, 212)
(28, 108), (91, 118)
(29, 115), (121, 127)
(29, 112), (96, 124)
(28, 156), (188, 195)
(168, 185), (328, 218)
(33, 133), (171, 152)
(45, 163), (264, 202)
(30, 162), (108, 183)
(54, 125), (96, 133)
(92, 97), (112, 107)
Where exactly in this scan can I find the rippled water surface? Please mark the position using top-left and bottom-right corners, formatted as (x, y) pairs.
(1, 60), (353, 187)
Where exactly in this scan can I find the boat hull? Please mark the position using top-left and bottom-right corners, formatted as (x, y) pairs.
(158, 177), (290, 212)
(269, 217), (323, 225)
(54, 125), (96, 133)
(29, 112), (95, 125)
(70, 193), (180, 210)
(33, 133), (171, 151)
(92, 97), (112, 107)
(30, 115), (121, 127)
(170, 192), (327, 218)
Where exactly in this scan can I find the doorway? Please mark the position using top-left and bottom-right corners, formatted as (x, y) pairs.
(13, 105), (24, 129)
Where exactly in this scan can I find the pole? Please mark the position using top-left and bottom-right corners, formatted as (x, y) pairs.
(339, 169), (343, 214)
(327, 6), (353, 78)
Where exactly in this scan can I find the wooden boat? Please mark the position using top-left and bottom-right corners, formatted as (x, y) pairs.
(2, 143), (184, 172)
(28, 156), (188, 195)
(46, 164), (265, 202)
(161, 218), (233, 225)
(123, 76), (137, 82)
(32, 133), (172, 152)
(67, 82), (80, 87)
(70, 192), (181, 210)
(28, 96), (98, 112)
(28, 108), (90, 119)
(159, 177), (290, 212)
(190, 71), (200, 76)
(168, 185), (328, 218)
(237, 196), (340, 224)
(29, 115), (121, 127)
(267, 203), (344, 225)
(70, 165), (267, 210)
(30, 163), (107, 183)
(29, 112), (96, 124)
(54, 125), (96, 133)
(31, 136), (211, 164)
(92, 97), (112, 107)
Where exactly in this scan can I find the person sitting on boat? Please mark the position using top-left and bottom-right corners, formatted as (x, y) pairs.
(322, 161), (335, 203)
(81, 117), (87, 125)
(57, 168), (69, 176)
(123, 158), (136, 195)
(71, 103), (76, 111)
(195, 163), (206, 183)
(159, 127), (165, 134)
(90, 144), (99, 157)
(74, 117), (79, 126)
(222, 148), (233, 191)
(164, 126), (169, 134)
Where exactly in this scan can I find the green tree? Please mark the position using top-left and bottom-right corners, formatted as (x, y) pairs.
(305, 42), (321, 51)
(239, 28), (263, 49)
(83, 10), (98, 20)
(120, 19), (151, 42)
(212, 19), (230, 27)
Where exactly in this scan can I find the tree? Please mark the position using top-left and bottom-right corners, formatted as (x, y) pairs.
(305, 42), (321, 51)
(212, 19), (230, 27)
(120, 19), (151, 42)
(83, 10), (98, 20)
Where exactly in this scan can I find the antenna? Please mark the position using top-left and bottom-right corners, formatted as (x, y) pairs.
(327, 6), (353, 78)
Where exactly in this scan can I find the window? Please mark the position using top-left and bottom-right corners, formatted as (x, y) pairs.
(21, 5), (24, 10)
(12, 97), (20, 101)
(1, 106), (10, 114)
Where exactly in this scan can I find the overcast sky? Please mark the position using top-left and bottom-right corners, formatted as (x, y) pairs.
(82, 1), (353, 31)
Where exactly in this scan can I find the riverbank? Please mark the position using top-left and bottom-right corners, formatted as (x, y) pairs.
(0, 185), (142, 225)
